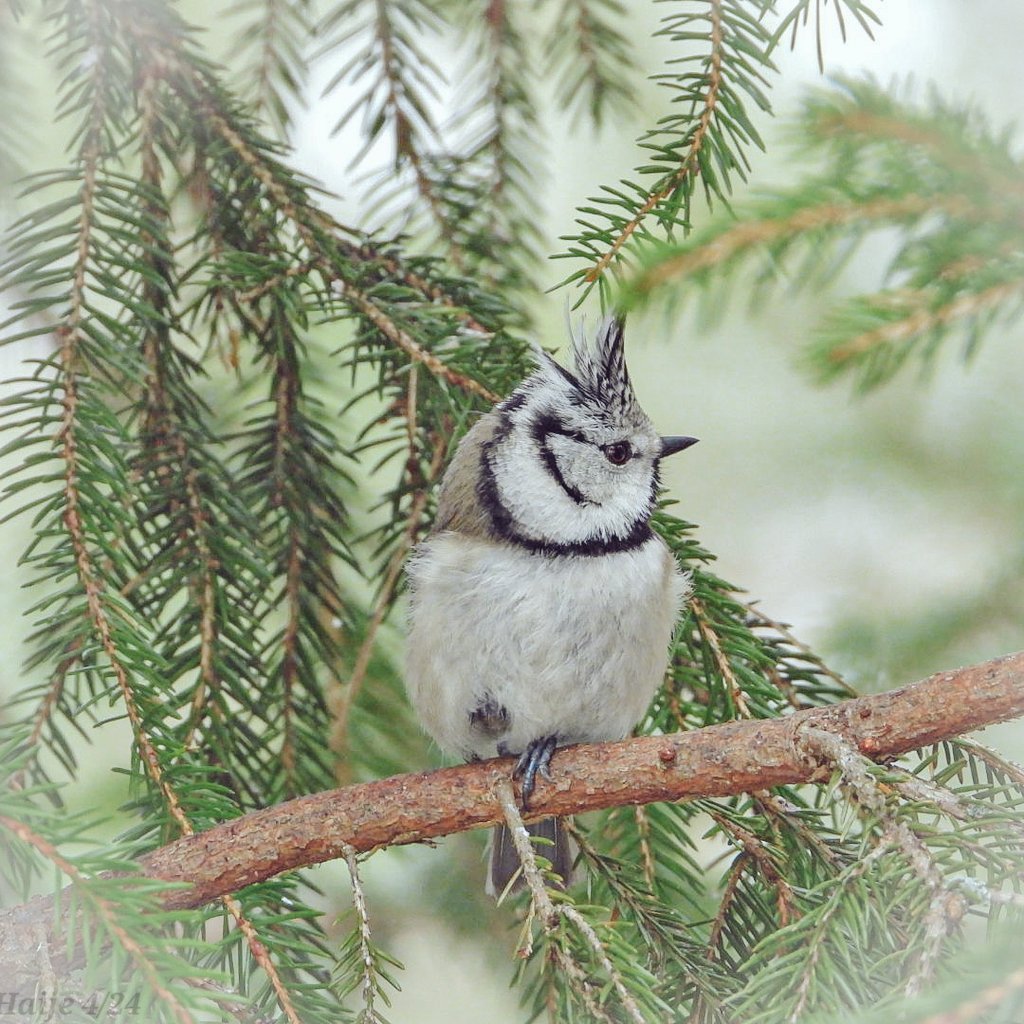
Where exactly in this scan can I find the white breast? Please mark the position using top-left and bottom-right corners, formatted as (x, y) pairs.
(404, 534), (687, 760)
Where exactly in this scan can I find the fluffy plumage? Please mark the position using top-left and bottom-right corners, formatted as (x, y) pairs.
(405, 317), (696, 895)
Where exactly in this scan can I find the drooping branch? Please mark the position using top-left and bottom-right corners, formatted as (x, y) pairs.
(582, 0), (725, 287)
(3, 650), (1022, 968)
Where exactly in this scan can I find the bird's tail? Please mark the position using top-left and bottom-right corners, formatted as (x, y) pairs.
(486, 817), (577, 898)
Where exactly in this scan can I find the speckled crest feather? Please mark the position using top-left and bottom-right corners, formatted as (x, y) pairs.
(562, 315), (641, 421)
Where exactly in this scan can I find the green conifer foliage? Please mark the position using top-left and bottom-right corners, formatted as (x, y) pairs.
(1, 2), (1021, 1022)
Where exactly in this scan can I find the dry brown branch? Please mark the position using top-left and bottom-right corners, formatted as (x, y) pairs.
(137, 651), (1024, 898)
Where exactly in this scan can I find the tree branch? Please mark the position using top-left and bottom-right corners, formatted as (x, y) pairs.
(3, 651), (1023, 966)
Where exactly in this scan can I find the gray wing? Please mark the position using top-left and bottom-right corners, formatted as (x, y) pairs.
(431, 413), (501, 540)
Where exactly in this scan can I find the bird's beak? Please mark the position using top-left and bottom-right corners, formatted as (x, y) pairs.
(660, 435), (699, 458)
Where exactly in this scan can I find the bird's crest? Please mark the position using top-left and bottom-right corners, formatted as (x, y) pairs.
(532, 316), (641, 422)
(570, 316), (638, 419)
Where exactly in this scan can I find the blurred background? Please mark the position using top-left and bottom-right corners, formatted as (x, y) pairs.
(2, 2), (1023, 1020)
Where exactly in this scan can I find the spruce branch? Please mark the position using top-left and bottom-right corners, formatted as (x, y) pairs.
(796, 728), (958, 996)
(228, 0), (312, 135)
(335, 844), (400, 1023)
(332, 277), (500, 403)
(76, 0), (516, 405)
(466, 0), (543, 290)
(2, 650), (1019, 946)
(7, 640), (84, 791)
(136, 67), (227, 761)
(3, 2), (1021, 1017)
(621, 193), (961, 301)
(497, 780), (652, 1024)
(543, 0), (637, 125)
(54, 0), (189, 832)
(556, 0), (806, 303)
(317, 0), (455, 245)
(584, 0), (725, 287)
(221, 893), (304, 1024)
(0, 815), (203, 1023)
(566, 817), (722, 1008)
(816, 277), (1024, 377)
(770, 0), (879, 73)
(691, 595), (753, 718)
(619, 77), (1024, 392)
(706, 808), (798, 925)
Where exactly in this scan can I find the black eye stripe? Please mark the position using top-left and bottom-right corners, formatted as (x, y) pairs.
(528, 411), (638, 469)
(529, 413), (632, 458)
(529, 412), (589, 448)
(529, 412), (591, 506)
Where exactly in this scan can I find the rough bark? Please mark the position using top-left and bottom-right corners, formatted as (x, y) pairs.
(2, 650), (1023, 969)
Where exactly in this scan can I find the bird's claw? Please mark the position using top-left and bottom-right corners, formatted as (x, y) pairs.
(512, 734), (559, 809)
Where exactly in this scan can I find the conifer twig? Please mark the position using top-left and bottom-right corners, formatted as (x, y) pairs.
(496, 781), (647, 1024)
(625, 194), (971, 299)
(918, 968), (1024, 1024)
(692, 596), (752, 718)
(584, 0), (724, 286)
(797, 727), (962, 995)
(342, 844), (383, 1023)
(333, 277), (500, 402)
(825, 278), (1024, 367)
(0, 815), (197, 1024)
(707, 810), (797, 925)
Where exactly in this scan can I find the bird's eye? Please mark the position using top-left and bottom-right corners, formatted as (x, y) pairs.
(603, 441), (632, 466)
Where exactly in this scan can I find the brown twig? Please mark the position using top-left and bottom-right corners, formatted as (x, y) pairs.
(632, 805), (657, 890)
(691, 596), (752, 718)
(704, 852), (748, 966)
(334, 277), (500, 402)
(707, 810), (798, 927)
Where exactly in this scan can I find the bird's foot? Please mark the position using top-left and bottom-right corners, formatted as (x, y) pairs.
(508, 734), (559, 809)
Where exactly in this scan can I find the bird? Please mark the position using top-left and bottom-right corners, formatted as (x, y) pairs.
(404, 316), (697, 896)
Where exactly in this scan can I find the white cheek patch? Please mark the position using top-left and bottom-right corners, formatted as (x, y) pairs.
(491, 428), (655, 546)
